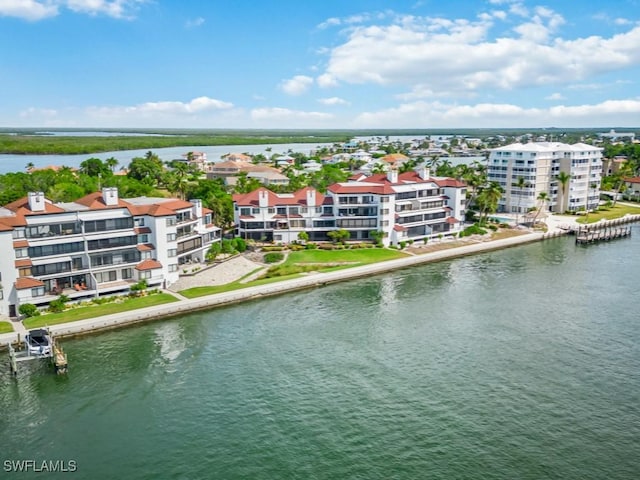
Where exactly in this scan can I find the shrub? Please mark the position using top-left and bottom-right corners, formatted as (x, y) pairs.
(232, 237), (247, 253)
(399, 241), (407, 249)
(264, 252), (284, 263)
(19, 303), (40, 317)
(305, 242), (318, 250)
(487, 224), (498, 231)
(319, 243), (334, 250)
(262, 246), (284, 252)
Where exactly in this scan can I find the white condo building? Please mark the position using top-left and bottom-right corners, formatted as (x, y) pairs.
(488, 142), (603, 214)
(0, 188), (220, 318)
(233, 166), (466, 247)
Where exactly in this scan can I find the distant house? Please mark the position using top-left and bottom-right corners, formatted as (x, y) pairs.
(623, 177), (640, 198)
(177, 151), (208, 172)
(207, 157), (288, 187)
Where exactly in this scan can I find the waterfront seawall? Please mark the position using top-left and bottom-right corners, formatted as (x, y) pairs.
(0, 232), (546, 346)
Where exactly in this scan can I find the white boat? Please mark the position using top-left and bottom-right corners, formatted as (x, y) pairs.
(24, 329), (52, 356)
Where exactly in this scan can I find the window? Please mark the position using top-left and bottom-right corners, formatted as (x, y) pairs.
(168, 264), (178, 273)
(15, 248), (28, 258)
(95, 271), (117, 283)
(166, 217), (177, 226)
(138, 234), (149, 243)
(31, 286), (45, 297)
(168, 248), (177, 257)
(12, 229), (25, 239)
(134, 217), (145, 227)
(122, 268), (133, 279)
(268, 208), (275, 214)
(252, 208), (260, 214)
(140, 271), (152, 279)
(167, 233), (177, 242)
(240, 208), (251, 216)
(141, 251), (152, 260)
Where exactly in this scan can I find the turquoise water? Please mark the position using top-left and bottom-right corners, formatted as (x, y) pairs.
(1, 230), (639, 479)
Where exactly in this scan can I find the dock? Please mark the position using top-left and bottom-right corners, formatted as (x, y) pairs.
(575, 225), (632, 244)
(8, 328), (68, 376)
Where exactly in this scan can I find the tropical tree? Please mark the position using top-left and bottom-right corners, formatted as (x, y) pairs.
(127, 156), (164, 186)
(555, 171), (571, 213)
(532, 191), (549, 226)
(476, 182), (504, 223)
(79, 158), (111, 178)
(105, 157), (119, 173)
(327, 229), (350, 244)
(513, 176), (528, 225)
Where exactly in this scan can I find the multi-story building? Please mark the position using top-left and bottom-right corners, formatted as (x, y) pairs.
(233, 166), (466, 246)
(488, 142), (603, 213)
(0, 188), (220, 317)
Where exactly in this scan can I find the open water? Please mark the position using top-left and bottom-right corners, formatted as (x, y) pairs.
(1, 231), (639, 479)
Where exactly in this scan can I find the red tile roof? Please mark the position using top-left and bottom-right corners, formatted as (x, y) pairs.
(136, 243), (155, 251)
(15, 259), (33, 267)
(15, 277), (44, 290)
(135, 259), (163, 271)
(446, 217), (459, 224)
(134, 227), (152, 234)
(13, 240), (29, 248)
(233, 186), (326, 208)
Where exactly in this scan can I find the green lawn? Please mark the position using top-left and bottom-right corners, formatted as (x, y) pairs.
(0, 321), (14, 334)
(179, 248), (409, 299)
(284, 248), (408, 265)
(23, 293), (179, 329)
(577, 204), (640, 224)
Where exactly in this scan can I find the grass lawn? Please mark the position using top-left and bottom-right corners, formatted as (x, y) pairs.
(0, 321), (14, 334)
(577, 204), (640, 224)
(284, 248), (408, 265)
(23, 293), (179, 329)
(179, 248), (409, 299)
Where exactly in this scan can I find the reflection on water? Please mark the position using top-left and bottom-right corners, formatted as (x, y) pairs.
(1, 232), (639, 479)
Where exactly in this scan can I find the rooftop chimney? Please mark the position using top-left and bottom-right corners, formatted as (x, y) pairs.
(102, 187), (119, 206)
(386, 167), (399, 184)
(27, 192), (46, 212)
(415, 164), (430, 180)
(306, 189), (316, 207)
(190, 198), (203, 219)
(258, 189), (269, 208)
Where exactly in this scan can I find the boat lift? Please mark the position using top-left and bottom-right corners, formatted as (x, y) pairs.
(8, 328), (68, 376)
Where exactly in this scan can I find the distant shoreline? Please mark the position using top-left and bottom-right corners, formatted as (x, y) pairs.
(0, 230), (549, 347)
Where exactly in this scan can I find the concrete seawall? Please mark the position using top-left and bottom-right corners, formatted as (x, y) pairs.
(0, 232), (546, 346)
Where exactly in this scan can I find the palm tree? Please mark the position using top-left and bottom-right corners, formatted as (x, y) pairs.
(532, 192), (549, 226)
(513, 176), (528, 225)
(555, 171), (571, 213)
(476, 182), (504, 224)
(105, 157), (119, 173)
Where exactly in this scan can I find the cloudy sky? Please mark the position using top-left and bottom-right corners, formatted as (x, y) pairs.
(1, 0), (639, 129)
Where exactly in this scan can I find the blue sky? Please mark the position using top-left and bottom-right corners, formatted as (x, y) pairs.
(1, 0), (639, 129)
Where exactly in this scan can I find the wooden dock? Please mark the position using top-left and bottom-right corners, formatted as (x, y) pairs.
(575, 225), (632, 244)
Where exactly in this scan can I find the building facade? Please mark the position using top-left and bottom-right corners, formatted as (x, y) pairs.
(0, 188), (220, 317)
(488, 142), (603, 214)
(233, 166), (466, 246)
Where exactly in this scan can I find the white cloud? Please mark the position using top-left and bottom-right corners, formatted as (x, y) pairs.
(317, 11), (640, 97)
(87, 96), (234, 119)
(0, 0), (146, 20)
(352, 99), (640, 128)
(545, 93), (566, 100)
(0, 0), (59, 20)
(249, 107), (334, 129)
(185, 16), (205, 28)
(279, 75), (314, 96)
(19, 107), (59, 118)
(64, 0), (146, 19)
(317, 97), (350, 106)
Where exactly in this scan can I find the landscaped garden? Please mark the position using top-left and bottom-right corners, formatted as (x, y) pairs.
(577, 203), (640, 224)
(23, 293), (178, 329)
